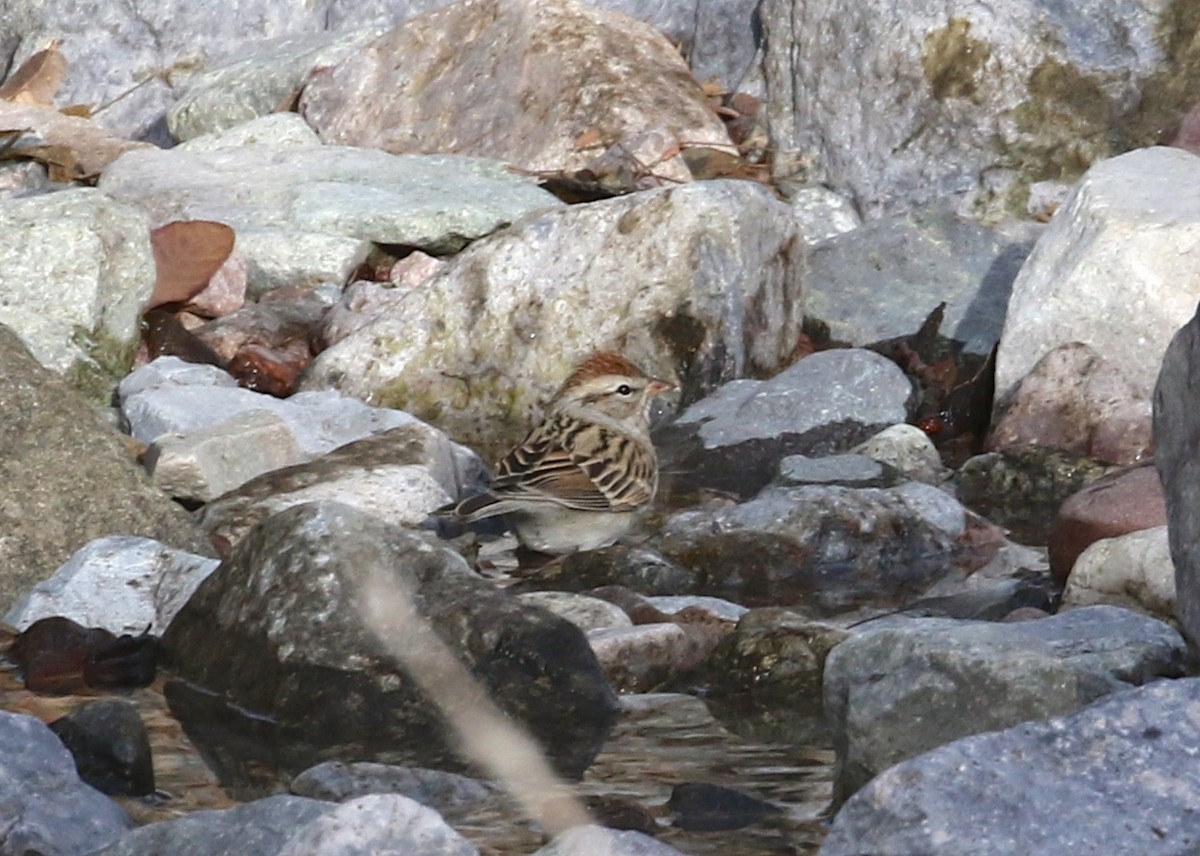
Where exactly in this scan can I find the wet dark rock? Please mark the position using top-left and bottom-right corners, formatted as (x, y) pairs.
(50, 699), (154, 797)
(804, 205), (1032, 355)
(0, 325), (211, 613)
(582, 793), (661, 836)
(657, 482), (984, 612)
(701, 608), (848, 703)
(537, 547), (702, 598)
(821, 677), (1200, 856)
(1155, 307), (1200, 647)
(289, 761), (495, 813)
(162, 502), (617, 788)
(668, 781), (783, 832)
(858, 575), (1056, 624)
(1047, 462), (1166, 586)
(0, 710), (131, 853)
(824, 605), (1187, 807)
(953, 448), (1116, 545)
(658, 349), (915, 499)
(589, 621), (724, 693)
(11, 616), (158, 693)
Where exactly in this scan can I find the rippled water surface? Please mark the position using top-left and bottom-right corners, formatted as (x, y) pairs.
(0, 654), (833, 854)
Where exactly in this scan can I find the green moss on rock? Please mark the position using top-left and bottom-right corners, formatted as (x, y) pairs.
(922, 18), (993, 102)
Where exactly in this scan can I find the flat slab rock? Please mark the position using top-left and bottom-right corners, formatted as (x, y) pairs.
(820, 676), (1200, 856)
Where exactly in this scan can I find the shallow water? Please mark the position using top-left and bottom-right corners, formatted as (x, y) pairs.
(0, 653), (833, 854)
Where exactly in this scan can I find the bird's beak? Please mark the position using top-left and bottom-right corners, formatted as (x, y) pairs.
(646, 378), (675, 397)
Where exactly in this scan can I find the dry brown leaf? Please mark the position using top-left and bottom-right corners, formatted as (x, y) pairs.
(148, 221), (237, 308)
(699, 79), (725, 98)
(59, 103), (94, 118)
(0, 140), (77, 182)
(0, 44), (68, 106)
(0, 101), (149, 177)
(572, 127), (602, 150)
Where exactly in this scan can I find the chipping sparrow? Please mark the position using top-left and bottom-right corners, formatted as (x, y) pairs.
(450, 351), (674, 555)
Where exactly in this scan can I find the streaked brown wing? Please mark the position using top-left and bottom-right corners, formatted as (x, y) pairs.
(492, 414), (655, 512)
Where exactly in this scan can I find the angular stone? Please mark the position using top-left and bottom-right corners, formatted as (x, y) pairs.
(820, 677), (1200, 856)
(824, 605), (1186, 806)
(99, 145), (561, 293)
(804, 206), (1033, 354)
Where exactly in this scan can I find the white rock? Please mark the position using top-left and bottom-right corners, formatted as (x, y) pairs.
(995, 147), (1200, 402)
(786, 184), (862, 244)
(177, 113), (322, 152)
(0, 188), (153, 374)
(1062, 525), (1175, 620)
(4, 536), (219, 635)
(277, 793), (479, 856)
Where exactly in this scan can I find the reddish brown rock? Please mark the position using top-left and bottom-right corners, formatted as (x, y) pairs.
(1047, 462), (1166, 586)
(299, 0), (735, 177)
(987, 342), (1153, 465)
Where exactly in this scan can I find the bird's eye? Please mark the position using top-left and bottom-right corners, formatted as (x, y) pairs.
(616, 384), (633, 396)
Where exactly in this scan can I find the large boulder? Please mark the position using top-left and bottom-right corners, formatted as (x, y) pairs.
(761, 0), (1196, 218)
(162, 502), (618, 782)
(821, 677), (1200, 856)
(299, 0), (735, 177)
(301, 179), (803, 454)
(996, 147), (1200, 406)
(823, 605), (1186, 805)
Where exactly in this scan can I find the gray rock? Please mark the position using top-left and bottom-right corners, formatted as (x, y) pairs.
(177, 112), (323, 152)
(301, 179), (803, 455)
(99, 145), (560, 293)
(144, 409), (304, 503)
(275, 794), (479, 856)
(805, 206), (1034, 354)
(0, 328), (210, 613)
(0, 710), (131, 854)
(534, 824), (688, 856)
(645, 596), (749, 623)
(299, 0), (734, 177)
(776, 454), (894, 489)
(289, 761), (495, 811)
(0, 188), (153, 382)
(659, 348), (913, 498)
(824, 605), (1187, 806)
(4, 535), (219, 636)
(119, 357), (485, 499)
(762, 0), (1186, 218)
(196, 426), (476, 551)
(1154, 301), (1200, 646)
(851, 423), (949, 485)
(820, 676), (1200, 856)
(997, 147), (1200, 403)
(658, 481), (973, 612)
(94, 795), (330, 856)
(163, 502), (618, 780)
(49, 699), (154, 797)
(168, 29), (384, 141)
(554, 547), (702, 597)
(784, 184), (862, 244)
(588, 622), (720, 692)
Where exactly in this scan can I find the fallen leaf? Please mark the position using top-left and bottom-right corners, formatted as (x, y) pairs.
(573, 127), (603, 150)
(148, 220), (237, 308)
(699, 79), (725, 98)
(0, 43), (67, 106)
(0, 100), (150, 177)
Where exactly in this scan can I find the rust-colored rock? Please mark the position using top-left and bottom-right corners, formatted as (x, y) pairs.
(1047, 462), (1166, 586)
(988, 342), (1153, 466)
